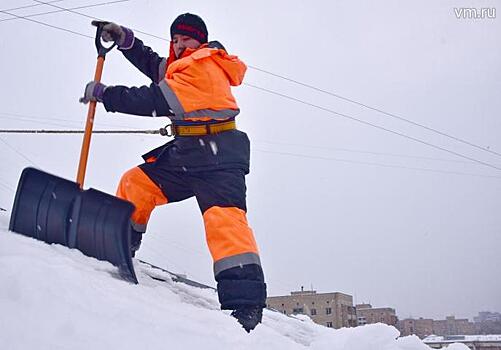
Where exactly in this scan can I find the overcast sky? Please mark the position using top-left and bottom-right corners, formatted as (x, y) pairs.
(0, 0), (500, 321)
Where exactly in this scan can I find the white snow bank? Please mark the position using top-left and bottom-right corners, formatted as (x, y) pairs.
(0, 212), (467, 350)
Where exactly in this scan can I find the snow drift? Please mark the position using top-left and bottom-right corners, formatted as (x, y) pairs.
(0, 212), (466, 350)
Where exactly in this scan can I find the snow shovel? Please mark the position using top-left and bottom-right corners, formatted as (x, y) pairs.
(9, 22), (137, 284)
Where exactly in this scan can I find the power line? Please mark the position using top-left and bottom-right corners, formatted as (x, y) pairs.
(0, 114), (89, 129)
(1, 128), (497, 179)
(254, 148), (501, 180)
(0, 111), (153, 130)
(248, 69), (501, 159)
(1, 8), (499, 172)
(253, 140), (478, 165)
(1, 111), (479, 167)
(31, 0), (129, 20)
(0, 8), (91, 38)
(0, 136), (39, 167)
(0, 0), (65, 13)
(245, 82), (501, 172)
(0, 0), (130, 23)
(2, 1), (496, 162)
(0, 176), (15, 194)
(28, 0), (167, 40)
(0, 181), (15, 193)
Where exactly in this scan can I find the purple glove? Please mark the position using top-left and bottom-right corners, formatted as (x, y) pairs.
(79, 81), (107, 104)
(94, 21), (134, 50)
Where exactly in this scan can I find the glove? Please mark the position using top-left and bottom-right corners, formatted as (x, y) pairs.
(79, 81), (107, 104)
(92, 21), (134, 49)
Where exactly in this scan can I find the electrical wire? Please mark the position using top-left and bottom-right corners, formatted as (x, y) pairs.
(0, 7), (91, 38)
(253, 148), (501, 180)
(0, 0), (65, 13)
(0, 111), (155, 130)
(0, 136), (39, 167)
(0, 112), (489, 166)
(0, 0), (130, 23)
(0, 180), (15, 194)
(253, 140), (477, 165)
(3, 1), (496, 162)
(248, 65), (501, 158)
(245, 82), (501, 172)
(28, 0), (169, 40)
(0, 176), (15, 194)
(1, 128), (497, 178)
(30, 1), (495, 161)
(1, 5), (499, 172)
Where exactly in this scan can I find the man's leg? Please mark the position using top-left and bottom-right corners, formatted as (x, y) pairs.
(116, 167), (168, 232)
(190, 169), (266, 332)
(116, 165), (193, 255)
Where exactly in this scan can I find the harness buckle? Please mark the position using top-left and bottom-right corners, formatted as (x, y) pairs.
(159, 124), (174, 137)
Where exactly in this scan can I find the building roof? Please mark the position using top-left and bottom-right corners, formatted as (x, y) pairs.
(423, 335), (501, 344)
(268, 290), (353, 299)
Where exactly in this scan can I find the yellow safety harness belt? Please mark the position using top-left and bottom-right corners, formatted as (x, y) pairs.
(170, 120), (237, 136)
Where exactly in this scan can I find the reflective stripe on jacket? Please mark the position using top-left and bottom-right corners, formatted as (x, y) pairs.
(158, 45), (247, 121)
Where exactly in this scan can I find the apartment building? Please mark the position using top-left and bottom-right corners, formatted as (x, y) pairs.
(356, 304), (398, 327)
(399, 315), (476, 338)
(267, 288), (357, 329)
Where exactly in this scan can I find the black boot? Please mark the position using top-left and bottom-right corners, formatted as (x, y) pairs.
(130, 229), (143, 257)
(231, 305), (263, 333)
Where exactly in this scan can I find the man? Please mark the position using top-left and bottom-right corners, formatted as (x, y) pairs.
(80, 13), (266, 332)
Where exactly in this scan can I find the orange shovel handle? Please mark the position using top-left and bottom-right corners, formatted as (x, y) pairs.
(76, 23), (116, 188)
(76, 56), (105, 188)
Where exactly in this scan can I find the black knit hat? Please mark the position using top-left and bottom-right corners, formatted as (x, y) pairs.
(170, 13), (208, 44)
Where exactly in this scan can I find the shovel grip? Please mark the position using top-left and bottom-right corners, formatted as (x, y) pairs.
(91, 20), (117, 57)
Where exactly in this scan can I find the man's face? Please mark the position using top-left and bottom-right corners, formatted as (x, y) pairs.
(172, 34), (202, 58)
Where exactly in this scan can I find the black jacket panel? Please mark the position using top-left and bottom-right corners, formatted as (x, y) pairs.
(120, 38), (165, 83)
(102, 84), (172, 117)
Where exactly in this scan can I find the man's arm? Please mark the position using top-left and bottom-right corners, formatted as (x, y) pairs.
(120, 38), (167, 84)
(98, 22), (167, 83)
(102, 84), (173, 117)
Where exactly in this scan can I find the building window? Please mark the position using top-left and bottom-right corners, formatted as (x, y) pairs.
(311, 308), (317, 316)
(326, 307), (332, 315)
(326, 322), (333, 328)
(292, 308), (304, 314)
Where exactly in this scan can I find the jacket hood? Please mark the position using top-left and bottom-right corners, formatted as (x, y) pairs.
(167, 42), (246, 86)
(210, 50), (247, 86)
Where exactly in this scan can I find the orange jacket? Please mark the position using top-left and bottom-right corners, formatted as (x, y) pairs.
(158, 43), (247, 121)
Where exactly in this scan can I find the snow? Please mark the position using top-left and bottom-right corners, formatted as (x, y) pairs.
(209, 140), (218, 155)
(424, 334), (501, 343)
(0, 212), (467, 350)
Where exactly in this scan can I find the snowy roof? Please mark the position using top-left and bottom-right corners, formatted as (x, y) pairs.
(0, 211), (460, 350)
(423, 335), (501, 343)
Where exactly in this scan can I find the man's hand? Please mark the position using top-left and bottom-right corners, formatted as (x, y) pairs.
(92, 21), (134, 49)
(79, 81), (107, 104)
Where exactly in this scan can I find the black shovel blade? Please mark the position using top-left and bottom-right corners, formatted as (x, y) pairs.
(9, 167), (80, 245)
(68, 188), (137, 283)
(9, 167), (137, 284)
